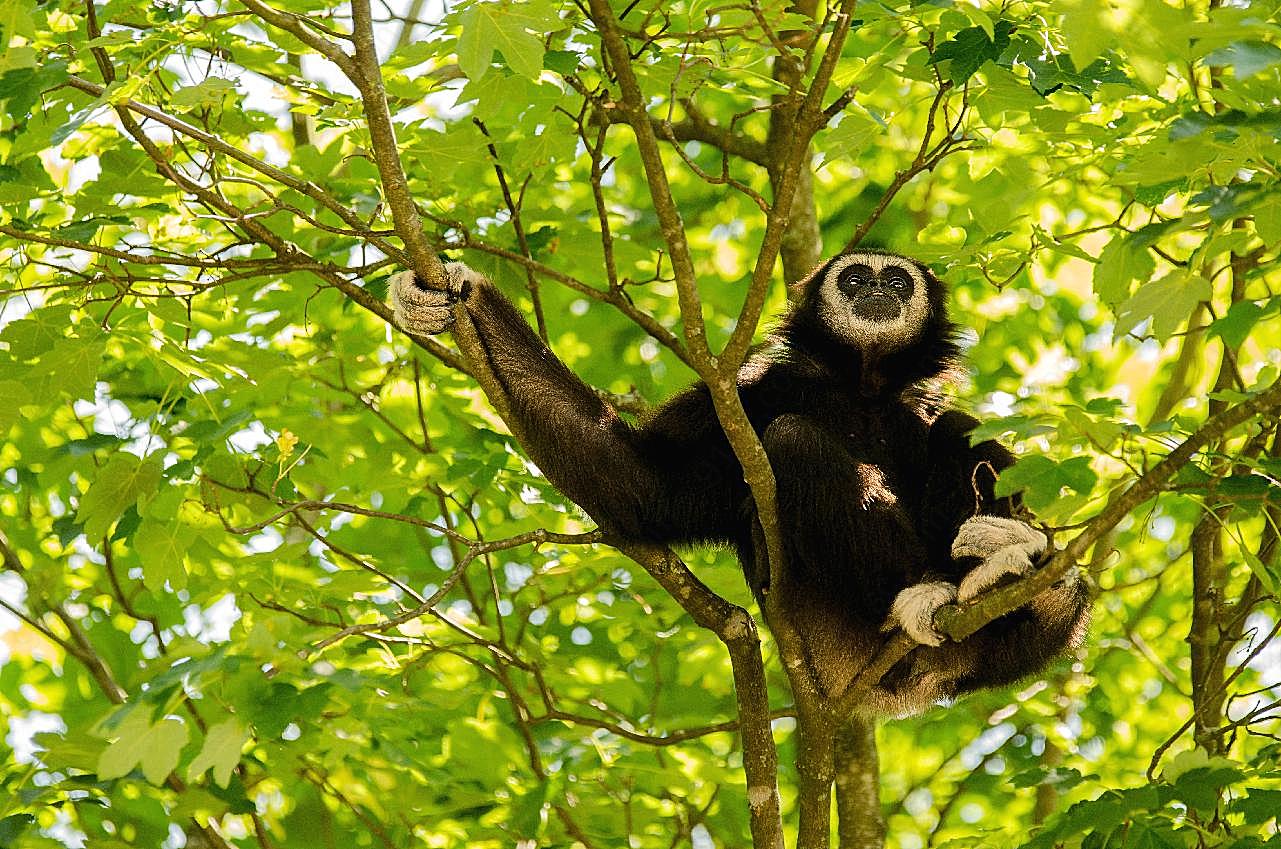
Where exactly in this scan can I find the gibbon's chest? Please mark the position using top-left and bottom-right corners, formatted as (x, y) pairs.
(756, 392), (930, 486)
(824, 402), (928, 472)
(740, 363), (933, 499)
(829, 405), (931, 517)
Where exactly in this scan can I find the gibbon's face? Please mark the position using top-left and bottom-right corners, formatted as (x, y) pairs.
(815, 253), (932, 350)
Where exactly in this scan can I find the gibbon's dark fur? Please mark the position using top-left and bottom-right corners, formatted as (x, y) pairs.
(392, 252), (1089, 714)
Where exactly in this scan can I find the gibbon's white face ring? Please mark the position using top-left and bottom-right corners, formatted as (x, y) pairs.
(816, 253), (932, 350)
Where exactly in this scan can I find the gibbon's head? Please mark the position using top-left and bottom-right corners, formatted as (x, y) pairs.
(802, 251), (942, 351)
(778, 250), (960, 394)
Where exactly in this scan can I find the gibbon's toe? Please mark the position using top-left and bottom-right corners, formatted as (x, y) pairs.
(957, 547), (1035, 602)
(951, 515), (1047, 561)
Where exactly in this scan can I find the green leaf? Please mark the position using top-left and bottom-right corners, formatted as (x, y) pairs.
(1253, 195), (1281, 247)
(994, 455), (1056, 502)
(995, 455), (1096, 511)
(1204, 41), (1281, 78)
(408, 127), (490, 169)
(509, 779), (549, 839)
(0, 0), (37, 44)
(509, 112), (574, 174)
(1053, 786), (1162, 838)
(55, 214), (128, 243)
(0, 814), (35, 845)
(133, 517), (193, 591)
(187, 719), (249, 788)
(1063, 407), (1122, 450)
(1171, 764), (1245, 811)
(967, 414), (1057, 443)
(0, 302), (73, 358)
(1192, 183), (1263, 224)
(1094, 234), (1155, 306)
(1134, 178), (1188, 206)
(1010, 766), (1087, 790)
(97, 708), (190, 785)
(50, 105), (102, 145)
(362, 274), (390, 303)
(171, 77), (239, 111)
(820, 109), (886, 166)
(76, 453), (163, 540)
(543, 49), (578, 76)
(1115, 270), (1213, 341)
(0, 67), (37, 115)
(1058, 456), (1097, 494)
(1056, 0), (1116, 70)
(976, 64), (1042, 121)
(110, 503), (142, 542)
(1231, 788), (1281, 824)
(27, 335), (106, 400)
(1209, 297), (1281, 349)
(930, 20), (1015, 83)
(1242, 548), (1280, 595)
(1161, 748), (1240, 781)
(524, 225), (558, 256)
(1013, 40), (1130, 98)
(457, 3), (546, 81)
(0, 379), (30, 432)
(140, 717), (190, 785)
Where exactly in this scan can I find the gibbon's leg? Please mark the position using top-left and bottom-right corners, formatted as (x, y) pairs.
(389, 264), (740, 544)
(876, 514), (1088, 711)
(882, 408), (1034, 647)
(869, 574), (1090, 714)
(888, 515), (1051, 639)
(760, 414), (930, 697)
(879, 411), (1091, 701)
(945, 516), (1089, 692)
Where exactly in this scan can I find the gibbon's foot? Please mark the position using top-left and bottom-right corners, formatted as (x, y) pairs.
(885, 581), (958, 647)
(389, 262), (484, 336)
(952, 516), (1048, 602)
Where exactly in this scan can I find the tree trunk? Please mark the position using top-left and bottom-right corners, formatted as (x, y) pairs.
(835, 717), (886, 849)
(795, 710), (837, 849)
(763, 12), (885, 843)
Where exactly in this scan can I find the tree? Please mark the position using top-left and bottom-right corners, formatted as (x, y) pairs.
(1, 0), (1280, 846)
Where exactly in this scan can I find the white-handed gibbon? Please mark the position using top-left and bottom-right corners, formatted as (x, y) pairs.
(388, 252), (1088, 714)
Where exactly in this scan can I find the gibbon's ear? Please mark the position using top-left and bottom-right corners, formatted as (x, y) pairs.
(788, 256), (836, 302)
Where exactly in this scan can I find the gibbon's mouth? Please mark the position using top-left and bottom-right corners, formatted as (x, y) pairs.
(851, 293), (902, 322)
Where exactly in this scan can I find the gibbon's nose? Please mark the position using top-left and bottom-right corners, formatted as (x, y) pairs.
(854, 292), (901, 321)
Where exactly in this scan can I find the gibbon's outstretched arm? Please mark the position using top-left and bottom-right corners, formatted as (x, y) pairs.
(389, 264), (743, 543)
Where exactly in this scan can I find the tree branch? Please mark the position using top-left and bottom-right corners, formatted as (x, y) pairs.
(611, 540), (785, 849)
(595, 100), (770, 165)
(586, 0), (711, 367)
(236, 0), (360, 79)
(60, 76), (401, 260)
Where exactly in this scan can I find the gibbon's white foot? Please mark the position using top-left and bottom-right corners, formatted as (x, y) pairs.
(886, 581), (959, 646)
(953, 516), (1048, 602)
(389, 262), (485, 336)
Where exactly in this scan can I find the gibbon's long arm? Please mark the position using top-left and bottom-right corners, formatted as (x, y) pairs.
(390, 265), (743, 543)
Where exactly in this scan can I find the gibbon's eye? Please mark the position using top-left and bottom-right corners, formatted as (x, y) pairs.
(882, 269), (913, 293)
(836, 263), (874, 292)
